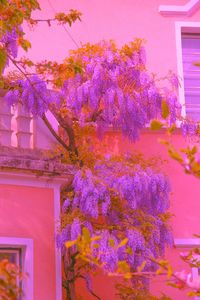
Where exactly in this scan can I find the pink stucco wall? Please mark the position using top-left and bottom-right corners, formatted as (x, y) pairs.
(73, 129), (199, 299)
(10, 0), (200, 298)
(19, 0), (200, 77)
(107, 130), (200, 238)
(0, 184), (56, 300)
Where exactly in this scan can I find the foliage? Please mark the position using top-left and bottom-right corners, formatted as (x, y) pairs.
(0, 259), (24, 300)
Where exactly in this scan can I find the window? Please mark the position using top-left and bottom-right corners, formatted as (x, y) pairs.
(0, 248), (22, 299)
(0, 237), (33, 300)
(0, 247), (21, 266)
(176, 22), (200, 121)
(182, 32), (200, 121)
(175, 239), (200, 300)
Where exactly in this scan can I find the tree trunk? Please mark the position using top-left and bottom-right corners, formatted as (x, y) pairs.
(63, 249), (76, 300)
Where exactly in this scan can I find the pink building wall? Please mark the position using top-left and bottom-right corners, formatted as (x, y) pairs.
(0, 184), (56, 300)
(6, 0), (200, 299)
(20, 0), (200, 77)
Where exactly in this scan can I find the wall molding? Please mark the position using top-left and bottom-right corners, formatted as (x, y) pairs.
(174, 238), (200, 248)
(159, 0), (200, 17)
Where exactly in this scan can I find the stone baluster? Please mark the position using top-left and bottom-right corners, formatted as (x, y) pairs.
(33, 111), (58, 149)
(0, 96), (13, 147)
(16, 104), (32, 148)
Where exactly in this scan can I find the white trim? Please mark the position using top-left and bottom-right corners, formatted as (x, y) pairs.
(0, 237), (33, 300)
(0, 171), (68, 188)
(0, 172), (65, 300)
(175, 22), (186, 117)
(54, 185), (62, 300)
(174, 238), (200, 248)
(159, 0), (200, 16)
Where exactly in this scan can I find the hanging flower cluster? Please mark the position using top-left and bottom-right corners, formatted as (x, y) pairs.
(59, 40), (180, 142)
(56, 155), (173, 273)
(5, 75), (58, 116)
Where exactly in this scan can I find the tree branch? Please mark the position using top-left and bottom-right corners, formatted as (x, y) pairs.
(42, 113), (70, 152)
(49, 105), (78, 156)
(79, 275), (102, 300)
(6, 53), (75, 154)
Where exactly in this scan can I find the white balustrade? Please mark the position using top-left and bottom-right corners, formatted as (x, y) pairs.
(0, 93), (57, 149)
(16, 104), (32, 148)
(0, 96), (13, 147)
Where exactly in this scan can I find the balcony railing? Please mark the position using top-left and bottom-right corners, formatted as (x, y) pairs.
(0, 92), (57, 149)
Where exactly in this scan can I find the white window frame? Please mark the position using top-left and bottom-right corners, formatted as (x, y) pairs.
(175, 238), (200, 300)
(175, 22), (200, 119)
(0, 237), (33, 300)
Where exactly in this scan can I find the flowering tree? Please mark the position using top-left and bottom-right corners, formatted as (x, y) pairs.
(0, 1), (185, 299)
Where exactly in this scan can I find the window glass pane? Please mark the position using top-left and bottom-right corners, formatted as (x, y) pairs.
(182, 34), (200, 121)
(0, 248), (22, 299)
(0, 248), (21, 266)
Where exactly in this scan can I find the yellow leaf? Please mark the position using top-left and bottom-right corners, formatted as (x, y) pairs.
(161, 99), (170, 119)
(65, 240), (76, 248)
(156, 268), (162, 275)
(167, 265), (173, 279)
(137, 260), (146, 272)
(82, 227), (91, 244)
(109, 238), (115, 248)
(150, 120), (164, 131)
(118, 238), (128, 248)
(92, 243), (100, 249)
(124, 272), (132, 279)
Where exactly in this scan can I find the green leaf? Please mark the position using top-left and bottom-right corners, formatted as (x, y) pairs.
(0, 78), (4, 89)
(118, 238), (128, 248)
(27, 60), (34, 67)
(169, 124), (176, 133)
(20, 39), (31, 51)
(167, 282), (178, 288)
(118, 260), (129, 272)
(187, 291), (196, 297)
(194, 62), (200, 67)
(180, 148), (187, 153)
(65, 240), (76, 248)
(167, 265), (173, 279)
(82, 227), (91, 244)
(91, 236), (101, 242)
(92, 243), (100, 249)
(191, 145), (198, 154)
(109, 238), (115, 248)
(168, 147), (183, 163)
(193, 234), (200, 238)
(137, 260), (146, 272)
(192, 161), (200, 173)
(126, 246), (133, 255)
(124, 272), (132, 279)
(159, 139), (169, 146)
(161, 99), (170, 119)
(156, 268), (162, 275)
(0, 0), (7, 4)
(0, 48), (7, 75)
(150, 120), (164, 131)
